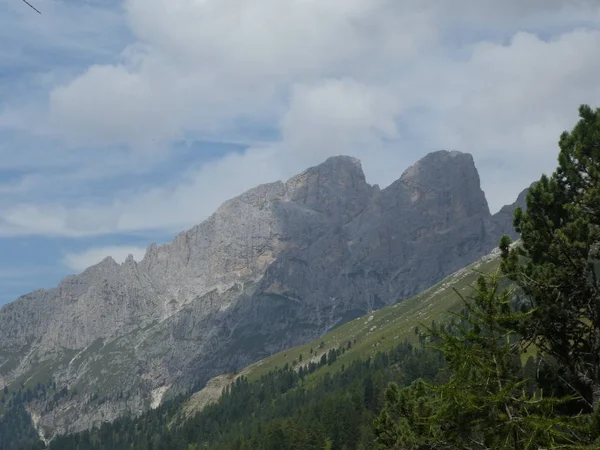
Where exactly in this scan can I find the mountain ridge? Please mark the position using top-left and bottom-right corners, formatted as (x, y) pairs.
(0, 150), (527, 439)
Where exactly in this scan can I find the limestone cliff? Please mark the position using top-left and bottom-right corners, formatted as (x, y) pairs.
(0, 151), (526, 439)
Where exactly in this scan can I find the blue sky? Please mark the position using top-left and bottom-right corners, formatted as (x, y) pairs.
(1, 0), (600, 305)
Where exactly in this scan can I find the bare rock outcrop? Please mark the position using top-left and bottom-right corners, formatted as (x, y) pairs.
(0, 151), (525, 439)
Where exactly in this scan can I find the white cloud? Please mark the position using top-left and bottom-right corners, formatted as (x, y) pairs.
(44, 0), (437, 148)
(281, 80), (400, 153)
(1, 0), (600, 238)
(62, 246), (147, 272)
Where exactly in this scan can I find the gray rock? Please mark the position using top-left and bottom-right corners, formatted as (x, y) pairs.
(489, 183), (532, 238)
(0, 151), (526, 439)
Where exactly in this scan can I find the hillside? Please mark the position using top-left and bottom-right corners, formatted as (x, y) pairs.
(183, 247), (504, 417)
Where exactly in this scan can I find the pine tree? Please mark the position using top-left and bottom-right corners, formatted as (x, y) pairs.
(374, 379), (437, 449)
(375, 272), (588, 449)
(500, 104), (600, 410)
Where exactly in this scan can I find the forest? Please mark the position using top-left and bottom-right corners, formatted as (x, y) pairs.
(48, 341), (445, 450)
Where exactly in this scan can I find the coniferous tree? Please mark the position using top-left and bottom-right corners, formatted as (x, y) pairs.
(375, 272), (588, 449)
(501, 104), (600, 410)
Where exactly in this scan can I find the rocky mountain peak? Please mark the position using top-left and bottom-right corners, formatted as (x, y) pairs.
(490, 183), (534, 239)
(398, 150), (490, 219)
(123, 254), (136, 266)
(284, 155), (373, 222)
(99, 255), (117, 266)
(321, 155), (364, 174)
(286, 155), (367, 190)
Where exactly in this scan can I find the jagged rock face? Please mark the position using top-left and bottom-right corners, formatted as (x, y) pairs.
(0, 151), (525, 439)
(490, 182), (532, 238)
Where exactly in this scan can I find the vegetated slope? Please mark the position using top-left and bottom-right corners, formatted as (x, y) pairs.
(0, 151), (525, 440)
(183, 247), (503, 416)
(50, 341), (445, 450)
(0, 405), (42, 450)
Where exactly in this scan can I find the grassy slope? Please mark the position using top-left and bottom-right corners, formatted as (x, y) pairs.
(183, 249), (503, 415)
(243, 251), (502, 381)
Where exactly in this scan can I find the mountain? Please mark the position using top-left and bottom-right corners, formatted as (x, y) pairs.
(183, 244), (506, 418)
(0, 150), (526, 440)
(46, 243), (508, 450)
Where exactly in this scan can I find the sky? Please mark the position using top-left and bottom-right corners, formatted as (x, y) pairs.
(0, 0), (599, 305)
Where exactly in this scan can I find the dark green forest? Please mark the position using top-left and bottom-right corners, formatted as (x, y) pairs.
(48, 341), (445, 450)
(0, 404), (44, 450)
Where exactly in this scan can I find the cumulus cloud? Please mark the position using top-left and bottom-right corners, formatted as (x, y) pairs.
(1, 0), (600, 238)
(392, 28), (600, 208)
(43, 0), (440, 148)
(62, 246), (147, 272)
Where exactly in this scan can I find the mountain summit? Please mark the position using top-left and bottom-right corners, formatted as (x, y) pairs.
(400, 150), (489, 217)
(0, 151), (524, 438)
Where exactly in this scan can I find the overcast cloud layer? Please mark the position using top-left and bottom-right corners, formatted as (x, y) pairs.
(0, 0), (599, 302)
